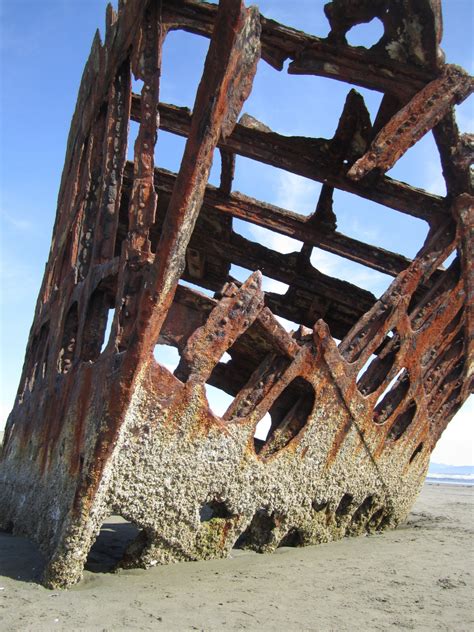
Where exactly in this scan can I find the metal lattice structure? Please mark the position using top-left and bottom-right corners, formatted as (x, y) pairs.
(1, 0), (472, 588)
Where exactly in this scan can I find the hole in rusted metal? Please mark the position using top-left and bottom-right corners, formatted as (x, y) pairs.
(357, 331), (400, 396)
(57, 303), (79, 374)
(179, 279), (215, 298)
(242, 54), (345, 138)
(234, 219), (302, 254)
(333, 190), (428, 259)
(81, 279), (116, 362)
(367, 507), (386, 530)
(21, 323), (50, 398)
(206, 325), (292, 421)
(204, 382), (234, 417)
(346, 18), (384, 48)
(311, 247), (392, 297)
(34, 323), (50, 383)
(254, 412), (271, 442)
(388, 133), (446, 195)
(208, 149), (222, 188)
(131, 77), (144, 93)
(255, 377), (316, 456)
(233, 155), (321, 216)
(349, 495), (376, 529)
(279, 528), (304, 547)
(312, 499), (329, 512)
(356, 354), (377, 388)
(100, 309), (115, 355)
(409, 255), (460, 331)
(200, 500), (233, 522)
(160, 29), (210, 108)
(388, 401), (417, 441)
(126, 119), (140, 162)
(442, 249), (458, 269)
(336, 493), (354, 518)
(373, 368), (410, 424)
(153, 344), (181, 374)
(154, 130), (186, 174)
(261, 276), (290, 295)
(85, 516), (140, 574)
(235, 509), (276, 551)
(276, 315), (301, 333)
(409, 442), (424, 463)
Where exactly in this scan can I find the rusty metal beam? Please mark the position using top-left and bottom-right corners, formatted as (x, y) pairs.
(124, 163), (412, 277)
(138, 0), (261, 356)
(348, 65), (474, 180)
(130, 96), (448, 223)
(162, 0), (437, 97)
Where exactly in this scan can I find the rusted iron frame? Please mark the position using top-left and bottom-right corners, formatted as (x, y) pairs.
(112, 0), (165, 355)
(131, 97), (447, 223)
(130, 167), (377, 311)
(175, 272), (265, 383)
(59, 0), (262, 522)
(339, 218), (458, 365)
(452, 194), (474, 401)
(348, 65), (474, 180)
(158, 211), (462, 445)
(123, 0), (261, 366)
(162, 0), (436, 98)
(1, 0), (472, 592)
(51, 0), (147, 248)
(126, 162), (411, 277)
(159, 284), (298, 387)
(122, 165), (454, 345)
(313, 285), (464, 469)
(327, 215), (461, 450)
(122, 174), (379, 338)
(433, 110), (473, 197)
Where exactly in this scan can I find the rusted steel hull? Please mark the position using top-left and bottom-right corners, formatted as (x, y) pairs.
(1, 0), (472, 588)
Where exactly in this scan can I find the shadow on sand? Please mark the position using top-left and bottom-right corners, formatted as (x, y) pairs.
(0, 518), (139, 585)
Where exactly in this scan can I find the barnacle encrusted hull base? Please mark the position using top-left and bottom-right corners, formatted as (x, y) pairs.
(1, 0), (472, 589)
(2, 337), (428, 589)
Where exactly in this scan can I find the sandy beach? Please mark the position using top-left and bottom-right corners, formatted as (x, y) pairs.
(0, 483), (472, 631)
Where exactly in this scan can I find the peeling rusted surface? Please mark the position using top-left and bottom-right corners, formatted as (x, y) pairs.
(0, 0), (472, 589)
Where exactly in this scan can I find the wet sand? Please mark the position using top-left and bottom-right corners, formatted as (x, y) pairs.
(0, 483), (473, 631)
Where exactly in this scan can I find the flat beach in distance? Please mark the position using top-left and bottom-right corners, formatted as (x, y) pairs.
(1, 466), (472, 632)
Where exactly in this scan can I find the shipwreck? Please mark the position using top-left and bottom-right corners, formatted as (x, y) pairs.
(1, 0), (472, 588)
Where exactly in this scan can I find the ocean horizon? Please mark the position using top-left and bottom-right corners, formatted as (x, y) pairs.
(427, 463), (474, 486)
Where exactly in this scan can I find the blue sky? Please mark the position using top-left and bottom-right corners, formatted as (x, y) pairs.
(0, 0), (472, 464)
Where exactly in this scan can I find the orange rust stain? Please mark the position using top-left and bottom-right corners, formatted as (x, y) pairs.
(69, 365), (94, 476)
(326, 414), (353, 468)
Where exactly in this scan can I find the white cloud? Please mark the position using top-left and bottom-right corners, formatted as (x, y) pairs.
(275, 171), (321, 216)
(261, 276), (289, 294)
(345, 217), (380, 243)
(310, 249), (391, 296)
(431, 396), (474, 466)
(423, 157), (447, 196)
(1, 210), (33, 232)
(248, 223), (300, 254)
(454, 103), (473, 135)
